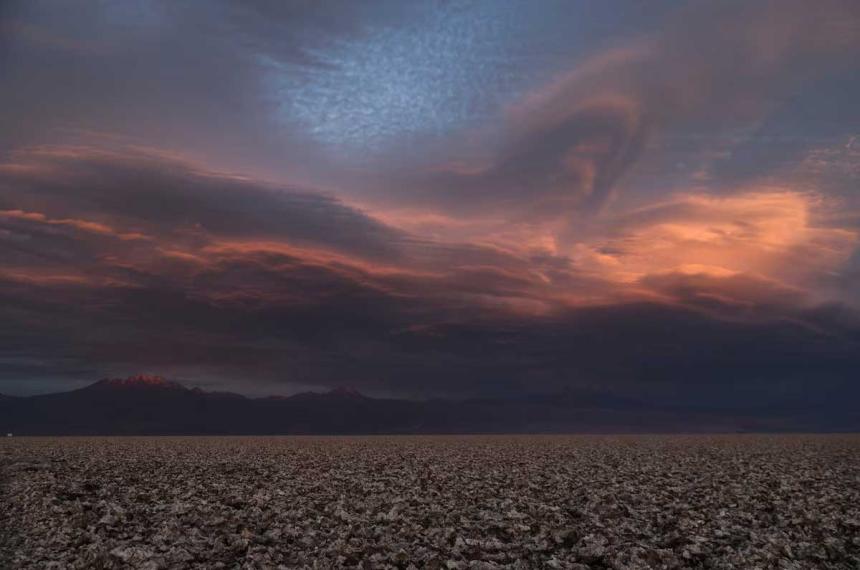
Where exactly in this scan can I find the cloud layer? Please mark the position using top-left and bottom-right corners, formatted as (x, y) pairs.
(1, 146), (858, 406)
(1, 1), (859, 409)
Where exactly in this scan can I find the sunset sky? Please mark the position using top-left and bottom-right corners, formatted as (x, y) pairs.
(2, 0), (859, 408)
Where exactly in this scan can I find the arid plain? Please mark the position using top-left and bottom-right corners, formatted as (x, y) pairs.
(2, 435), (858, 569)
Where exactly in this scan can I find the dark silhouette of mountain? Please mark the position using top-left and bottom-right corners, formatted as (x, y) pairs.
(86, 374), (187, 391)
(0, 376), (855, 435)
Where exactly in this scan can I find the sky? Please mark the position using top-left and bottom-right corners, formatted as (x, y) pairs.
(1, 1), (859, 408)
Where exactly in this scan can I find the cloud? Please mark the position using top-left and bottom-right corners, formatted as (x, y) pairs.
(1, 1), (858, 405)
(391, 0), (860, 217)
(1, 146), (859, 404)
(570, 190), (857, 291)
(3, 0), (857, 219)
(0, 145), (407, 261)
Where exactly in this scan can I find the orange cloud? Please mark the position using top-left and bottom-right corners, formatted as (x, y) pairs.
(571, 190), (857, 293)
(0, 267), (136, 288)
(356, 185), (860, 314)
(0, 209), (149, 241)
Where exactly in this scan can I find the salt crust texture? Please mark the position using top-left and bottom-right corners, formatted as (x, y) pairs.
(1, 435), (858, 569)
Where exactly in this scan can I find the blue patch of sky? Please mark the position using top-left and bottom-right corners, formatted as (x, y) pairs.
(259, 0), (672, 159)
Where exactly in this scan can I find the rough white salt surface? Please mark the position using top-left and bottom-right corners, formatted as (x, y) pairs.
(1, 435), (858, 569)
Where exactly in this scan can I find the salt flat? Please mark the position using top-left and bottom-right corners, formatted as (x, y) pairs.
(1, 435), (858, 569)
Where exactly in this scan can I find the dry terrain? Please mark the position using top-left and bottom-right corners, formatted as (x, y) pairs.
(1, 435), (858, 569)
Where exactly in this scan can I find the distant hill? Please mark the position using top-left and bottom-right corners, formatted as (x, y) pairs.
(0, 375), (855, 435)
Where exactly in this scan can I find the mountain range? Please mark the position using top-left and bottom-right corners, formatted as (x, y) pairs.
(1, 375), (855, 435)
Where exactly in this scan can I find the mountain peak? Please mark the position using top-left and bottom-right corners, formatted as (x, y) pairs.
(327, 386), (365, 398)
(89, 375), (187, 391)
(287, 386), (367, 401)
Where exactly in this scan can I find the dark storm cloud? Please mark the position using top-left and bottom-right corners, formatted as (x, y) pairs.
(0, 146), (406, 260)
(391, 301), (860, 406)
(1, 147), (859, 405)
(4, 250), (859, 406)
(0, 147), (560, 393)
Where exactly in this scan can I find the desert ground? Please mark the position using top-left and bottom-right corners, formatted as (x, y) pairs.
(1, 435), (858, 569)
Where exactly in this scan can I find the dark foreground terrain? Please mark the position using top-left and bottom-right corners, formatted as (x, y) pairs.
(1, 436), (858, 569)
